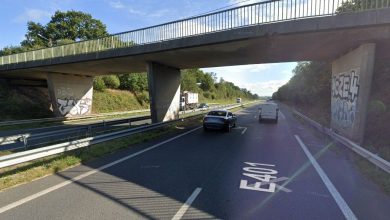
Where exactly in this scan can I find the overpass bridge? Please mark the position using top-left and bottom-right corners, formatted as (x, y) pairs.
(1, 0), (390, 142)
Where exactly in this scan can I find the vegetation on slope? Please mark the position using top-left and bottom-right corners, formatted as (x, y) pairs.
(272, 62), (331, 126)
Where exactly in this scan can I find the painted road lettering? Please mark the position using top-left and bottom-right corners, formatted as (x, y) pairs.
(240, 162), (291, 193)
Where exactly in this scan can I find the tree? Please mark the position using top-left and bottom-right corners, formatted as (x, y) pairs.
(0, 46), (26, 56)
(119, 73), (148, 93)
(336, 0), (380, 13)
(21, 10), (108, 49)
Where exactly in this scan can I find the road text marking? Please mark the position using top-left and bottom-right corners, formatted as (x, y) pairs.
(172, 187), (202, 220)
(0, 127), (202, 215)
(294, 135), (357, 220)
(239, 162), (291, 193)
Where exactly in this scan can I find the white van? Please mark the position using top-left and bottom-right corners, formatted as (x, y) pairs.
(258, 103), (279, 123)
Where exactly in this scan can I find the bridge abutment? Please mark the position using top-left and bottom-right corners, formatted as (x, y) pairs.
(147, 62), (181, 123)
(331, 43), (376, 143)
(47, 73), (94, 117)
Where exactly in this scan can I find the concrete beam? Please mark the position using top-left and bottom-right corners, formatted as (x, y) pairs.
(331, 43), (376, 143)
(147, 62), (181, 123)
(2, 8), (390, 77)
(47, 74), (93, 117)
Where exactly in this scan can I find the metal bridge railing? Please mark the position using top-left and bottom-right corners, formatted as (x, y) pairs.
(1, 0), (389, 67)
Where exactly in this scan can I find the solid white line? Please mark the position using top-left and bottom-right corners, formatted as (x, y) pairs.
(279, 111), (286, 120)
(0, 127), (202, 214)
(171, 187), (202, 220)
(294, 135), (357, 220)
(241, 127), (247, 135)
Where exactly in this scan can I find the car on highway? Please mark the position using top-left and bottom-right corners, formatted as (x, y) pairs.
(198, 103), (209, 110)
(258, 103), (279, 123)
(203, 110), (236, 132)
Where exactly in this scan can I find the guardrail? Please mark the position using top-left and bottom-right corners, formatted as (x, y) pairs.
(0, 115), (151, 151)
(0, 109), (150, 126)
(0, 102), (245, 152)
(293, 110), (390, 175)
(1, 0), (389, 67)
(0, 102), (255, 169)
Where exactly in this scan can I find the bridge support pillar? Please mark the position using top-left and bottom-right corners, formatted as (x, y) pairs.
(147, 62), (181, 123)
(331, 43), (376, 143)
(47, 73), (94, 117)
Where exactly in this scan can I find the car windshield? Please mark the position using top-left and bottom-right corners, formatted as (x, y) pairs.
(207, 111), (227, 117)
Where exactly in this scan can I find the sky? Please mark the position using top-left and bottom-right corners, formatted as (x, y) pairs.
(0, 0), (296, 96)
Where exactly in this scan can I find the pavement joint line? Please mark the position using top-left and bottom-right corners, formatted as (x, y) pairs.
(0, 126), (202, 215)
(294, 135), (357, 220)
(171, 187), (202, 220)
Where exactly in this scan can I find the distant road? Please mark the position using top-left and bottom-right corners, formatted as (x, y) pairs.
(0, 104), (389, 219)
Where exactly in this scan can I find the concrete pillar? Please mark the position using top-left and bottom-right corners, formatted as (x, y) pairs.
(331, 43), (376, 143)
(147, 62), (181, 123)
(47, 73), (93, 117)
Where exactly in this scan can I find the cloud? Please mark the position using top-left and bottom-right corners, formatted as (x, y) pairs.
(108, 1), (170, 18)
(239, 80), (289, 96)
(202, 63), (295, 96)
(109, 1), (125, 9)
(14, 9), (52, 23)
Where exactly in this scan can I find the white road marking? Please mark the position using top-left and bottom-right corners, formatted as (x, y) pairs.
(279, 111), (286, 120)
(171, 187), (202, 220)
(0, 127), (202, 214)
(294, 135), (357, 220)
(246, 177), (292, 193)
(241, 127), (247, 135)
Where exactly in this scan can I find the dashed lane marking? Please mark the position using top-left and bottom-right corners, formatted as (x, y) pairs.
(171, 187), (202, 220)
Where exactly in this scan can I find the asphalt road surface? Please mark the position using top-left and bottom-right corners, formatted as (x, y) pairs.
(0, 104), (389, 219)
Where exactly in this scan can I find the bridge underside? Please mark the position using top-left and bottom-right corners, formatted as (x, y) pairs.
(1, 8), (390, 78)
(1, 26), (390, 79)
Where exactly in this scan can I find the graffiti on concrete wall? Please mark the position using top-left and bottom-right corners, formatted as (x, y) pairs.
(57, 98), (92, 116)
(331, 69), (360, 128)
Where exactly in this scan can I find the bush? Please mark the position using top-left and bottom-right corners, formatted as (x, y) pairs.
(135, 91), (150, 105)
(93, 76), (106, 91)
(102, 75), (120, 89)
(119, 73), (148, 92)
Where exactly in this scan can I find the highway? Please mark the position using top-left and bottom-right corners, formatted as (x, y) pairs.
(0, 104), (389, 219)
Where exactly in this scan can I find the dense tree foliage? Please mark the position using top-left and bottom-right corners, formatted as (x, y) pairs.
(272, 62), (331, 104)
(336, 0), (379, 13)
(181, 69), (258, 100)
(21, 11), (108, 49)
(0, 10), (108, 55)
(119, 73), (148, 93)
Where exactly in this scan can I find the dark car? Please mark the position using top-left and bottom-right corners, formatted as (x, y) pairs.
(203, 110), (237, 132)
(198, 103), (209, 109)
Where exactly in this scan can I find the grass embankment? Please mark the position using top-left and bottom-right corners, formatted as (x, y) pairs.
(0, 80), (53, 120)
(92, 89), (149, 113)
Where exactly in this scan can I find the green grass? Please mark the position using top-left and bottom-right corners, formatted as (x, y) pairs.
(354, 155), (390, 195)
(93, 89), (148, 113)
(0, 116), (203, 191)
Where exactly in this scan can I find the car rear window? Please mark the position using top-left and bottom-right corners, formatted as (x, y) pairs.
(208, 111), (227, 116)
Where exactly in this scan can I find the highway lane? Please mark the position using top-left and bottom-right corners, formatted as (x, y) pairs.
(0, 104), (389, 219)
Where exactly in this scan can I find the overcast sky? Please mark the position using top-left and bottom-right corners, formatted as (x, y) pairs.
(0, 0), (296, 96)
